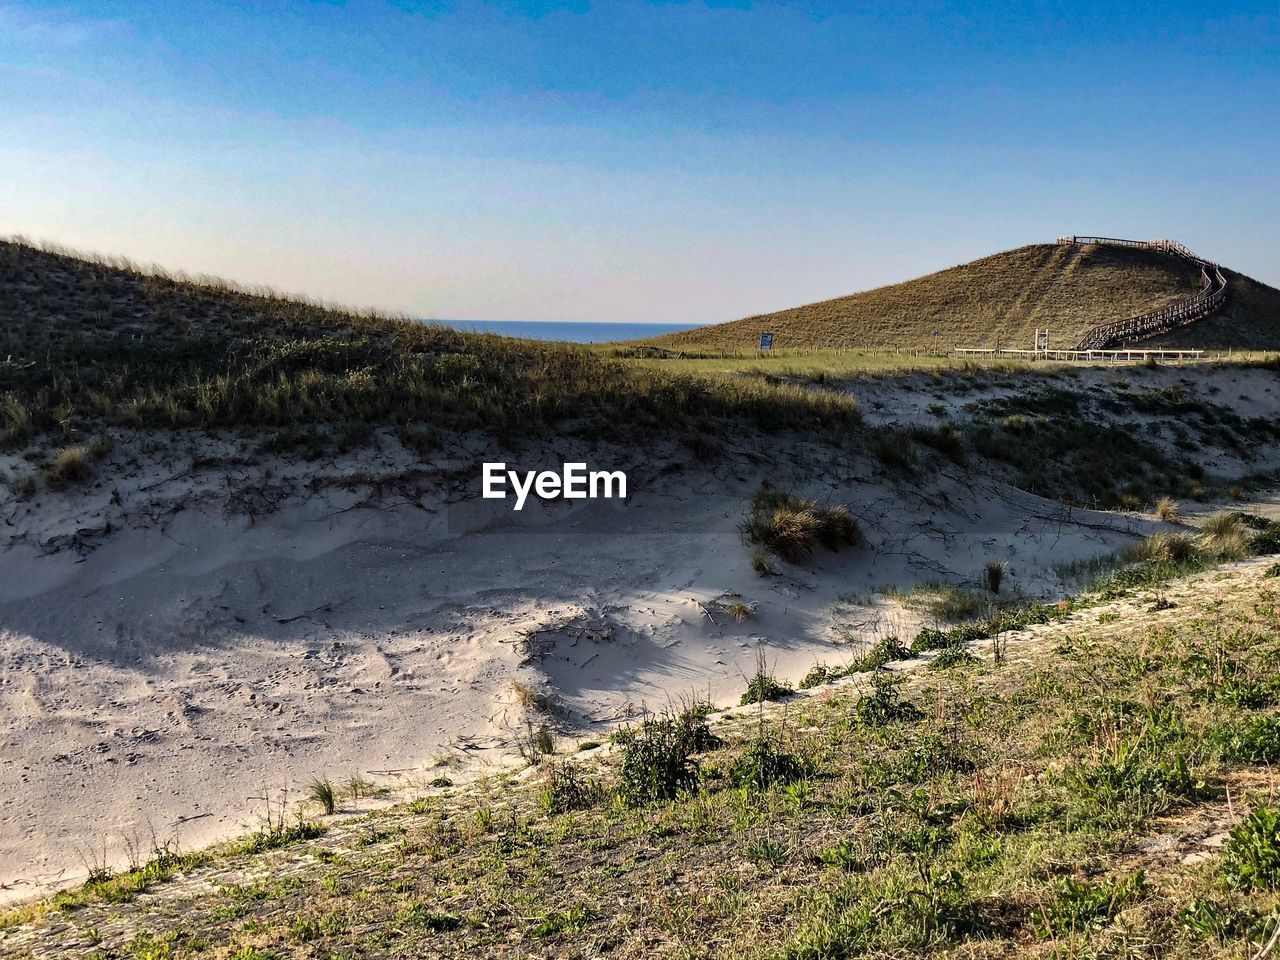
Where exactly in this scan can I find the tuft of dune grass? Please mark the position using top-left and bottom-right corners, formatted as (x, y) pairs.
(43, 446), (92, 490)
(740, 489), (862, 564)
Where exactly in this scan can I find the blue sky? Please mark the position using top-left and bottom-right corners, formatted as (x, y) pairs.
(3, 1), (1277, 322)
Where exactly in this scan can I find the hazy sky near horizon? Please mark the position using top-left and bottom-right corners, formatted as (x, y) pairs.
(4, 1), (1278, 323)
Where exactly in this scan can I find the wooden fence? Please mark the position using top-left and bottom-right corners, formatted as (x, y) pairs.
(1057, 237), (1229, 349)
(953, 347), (1206, 364)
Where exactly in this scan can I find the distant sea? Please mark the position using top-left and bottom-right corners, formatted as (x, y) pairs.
(427, 319), (701, 344)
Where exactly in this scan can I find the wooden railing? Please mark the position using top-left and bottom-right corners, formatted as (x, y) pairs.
(1057, 237), (1229, 349)
(954, 347), (1206, 364)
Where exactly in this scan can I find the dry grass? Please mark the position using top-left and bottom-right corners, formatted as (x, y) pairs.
(740, 489), (862, 564)
(511, 679), (557, 713)
(42, 446), (91, 490)
(650, 242), (1280, 352)
(1197, 513), (1253, 561)
(0, 238), (862, 450)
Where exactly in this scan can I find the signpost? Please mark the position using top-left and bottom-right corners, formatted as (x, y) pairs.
(759, 332), (774, 351)
(1034, 329), (1049, 352)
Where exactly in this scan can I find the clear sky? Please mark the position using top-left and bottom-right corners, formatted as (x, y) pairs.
(4, 1), (1277, 323)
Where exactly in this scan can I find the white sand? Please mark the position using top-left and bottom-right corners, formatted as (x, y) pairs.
(1, 363), (1276, 904)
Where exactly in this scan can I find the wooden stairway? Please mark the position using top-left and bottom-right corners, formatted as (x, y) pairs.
(1060, 236), (1228, 350)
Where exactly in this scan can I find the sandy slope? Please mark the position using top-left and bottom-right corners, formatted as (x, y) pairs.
(1, 363), (1276, 904)
(0, 457), (1142, 901)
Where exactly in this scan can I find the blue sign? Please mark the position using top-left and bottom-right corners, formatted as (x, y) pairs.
(759, 332), (774, 350)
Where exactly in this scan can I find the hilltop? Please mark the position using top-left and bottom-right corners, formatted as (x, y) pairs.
(0, 238), (856, 451)
(653, 242), (1280, 352)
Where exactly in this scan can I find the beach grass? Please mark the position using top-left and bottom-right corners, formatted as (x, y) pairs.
(0, 238), (861, 449)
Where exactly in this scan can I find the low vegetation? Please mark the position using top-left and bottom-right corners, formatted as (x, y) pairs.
(306, 778), (337, 816)
(740, 654), (795, 706)
(9, 560), (1280, 958)
(740, 488), (862, 564)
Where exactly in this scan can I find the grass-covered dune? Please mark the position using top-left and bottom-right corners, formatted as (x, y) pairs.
(5, 552), (1280, 959)
(0, 238), (858, 451)
(649, 242), (1280, 352)
(6, 238), (1280, 515)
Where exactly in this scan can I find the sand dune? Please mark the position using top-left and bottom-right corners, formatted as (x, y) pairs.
(0, 437), (1136, 899)
(4, 363), (1279, 904)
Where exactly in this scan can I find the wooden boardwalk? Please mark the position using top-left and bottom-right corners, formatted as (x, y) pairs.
(1061, 236), (1228, 349)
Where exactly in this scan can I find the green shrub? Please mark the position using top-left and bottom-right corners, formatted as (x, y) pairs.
(517, 720), (557, 763)
(930, 646), (976, 670)
(1213, 675), (1279, 709)
(740, 668), (794, 706)
(306, 777), (336, 815)
(890, 733), (974, 782)
(850, 635), (910, 672)
(799, 663), (844, 689)
(728, 738), (807, 790)
(672, 705), (724, 754)
(851, 674), (923, 726)
(1250, 526), (1280, 555)
(532, 904), (594, 938)
(1222, 806), (1280, 891)
(910, 628), (951, 653)
(615, 710), (717, 807)
(539, 762), (604, 815)
(1178, 897), (1265, 945)
(1064, 742), (1198, 810)
(1228, 512), (1280, 554)
(818, 839), (863, 872)
(946, 622), (992, 643)
(233, 820), (324, 855)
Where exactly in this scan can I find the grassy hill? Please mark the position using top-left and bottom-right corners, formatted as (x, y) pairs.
(4, 552), (1280, 959)
(654, 243), (1280, 352)
(0, 239), (858, 452)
